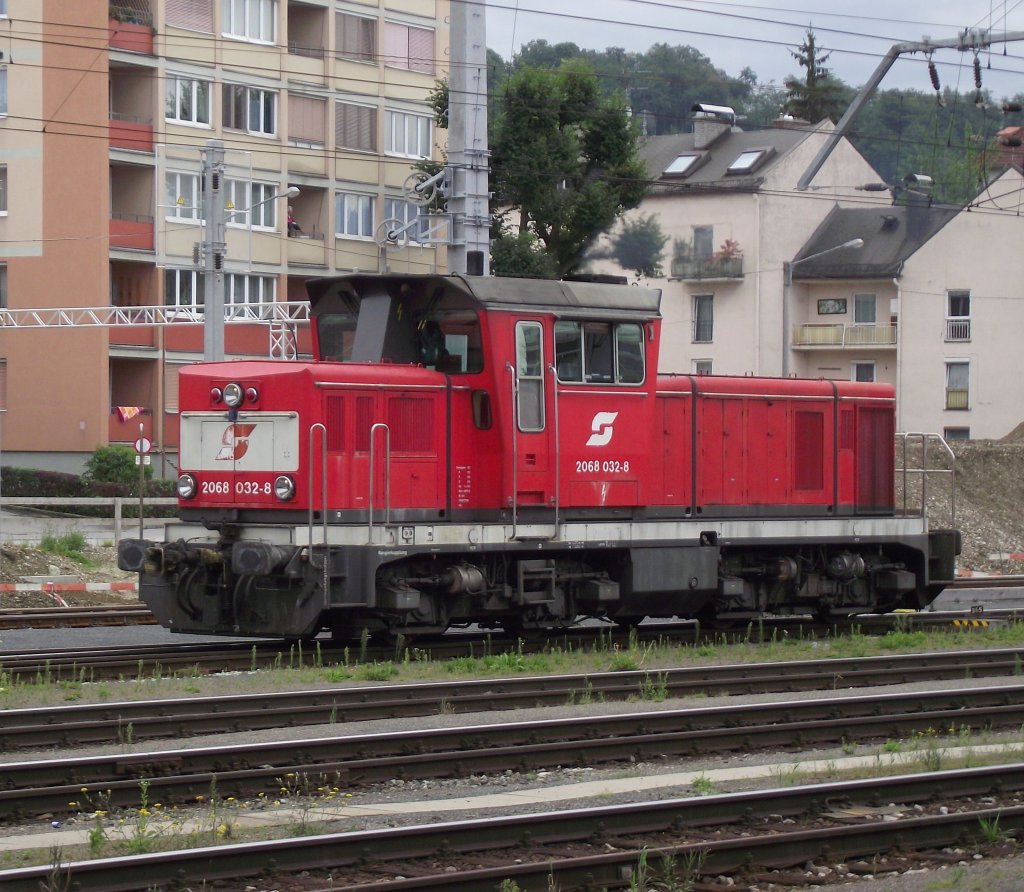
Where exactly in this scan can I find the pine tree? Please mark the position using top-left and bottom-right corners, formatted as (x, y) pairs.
(784, 29), (848, 123)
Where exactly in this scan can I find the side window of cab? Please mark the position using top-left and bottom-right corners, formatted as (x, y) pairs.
(555, 320), (644, 385)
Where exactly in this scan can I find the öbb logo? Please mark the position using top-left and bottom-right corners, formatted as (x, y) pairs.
(585, 412), (618, 447)
(216, 423), (257, 461)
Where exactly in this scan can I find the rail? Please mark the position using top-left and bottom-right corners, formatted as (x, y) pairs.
(368, 422), (391, 539)
(307, 423), (329, 597)
(896, 432), (956, 527)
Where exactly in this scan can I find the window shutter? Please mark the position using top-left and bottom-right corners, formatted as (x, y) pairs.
(407, 26), (434, 74)
(0, 359), (7, 411)
(166, 0), (213, 32)
(289, 94), (326, 144)
(337, 13), (376, 62)
(336, 102), (376, 151)
(164, 364), (182, 413)
(384, 22), (407, 67)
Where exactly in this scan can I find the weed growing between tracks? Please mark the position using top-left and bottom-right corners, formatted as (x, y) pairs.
(5, 620), (1024, 709)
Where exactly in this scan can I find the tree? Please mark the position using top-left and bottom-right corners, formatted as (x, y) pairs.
(784, 29), (849, 123)
(607, 214), (667, 279)
(490, 58), (650, 276)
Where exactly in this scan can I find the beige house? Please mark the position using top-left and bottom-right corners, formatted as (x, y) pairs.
(0, 0), (449, 473)
(600, 106), (1024, 440)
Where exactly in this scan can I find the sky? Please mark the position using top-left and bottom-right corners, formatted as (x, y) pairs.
(484, 0), (1024, 99)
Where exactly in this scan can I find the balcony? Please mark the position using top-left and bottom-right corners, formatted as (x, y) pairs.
(287, 231), (328, 267)
(109, 112), (153, 152)
(108, 4), (154, 55)
(792, 323), (897, 348)
(108, 407), (153, 444)
(671, 253), (743, 281)
(945, 318), (971, 342)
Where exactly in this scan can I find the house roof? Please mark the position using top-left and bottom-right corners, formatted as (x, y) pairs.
(792, 203), (960, 279)
(638, 124), (816, 192)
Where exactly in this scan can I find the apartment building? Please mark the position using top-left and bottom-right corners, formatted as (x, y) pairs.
(599, 106), (1024, 440)
(0, 0), (449, 474)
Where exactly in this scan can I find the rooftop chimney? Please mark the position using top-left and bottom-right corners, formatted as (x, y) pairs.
(691, 103), (735, 150)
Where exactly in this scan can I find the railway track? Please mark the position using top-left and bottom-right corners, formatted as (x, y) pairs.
(0, 573), (1021, 632)
(4, 646), (1024, 751)
(2, 609), (1020, 681)
(2, 763), (1022, 890)
(3, 682), (1024, 821)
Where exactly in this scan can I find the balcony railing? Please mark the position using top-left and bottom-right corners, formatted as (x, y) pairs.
(671, 254), (743, 280)
(792, 323), (897, 348)
(945, 318), (971, 342)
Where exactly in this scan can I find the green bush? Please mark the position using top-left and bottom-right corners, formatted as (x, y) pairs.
(84, 445), (152, 485)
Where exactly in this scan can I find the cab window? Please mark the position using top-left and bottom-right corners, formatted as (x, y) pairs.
(555, 320), (645, 385)
(516, 321), (545, 431)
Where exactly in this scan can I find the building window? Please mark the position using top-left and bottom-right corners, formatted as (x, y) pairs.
(0, 264), (7, 308)
(692, 225), (713, 259)
(385, 109), (431, 158)
(223, 84), (276, 136)
(226, 273), (275, 319)
(663, 152), (704, 177)
(945, 361), (969, 410)
(225, 180), (278, 229)
(554, 321), (645, 385)
(335, 101), (377, 152)
(336, 12), (376, 62)
(166, 0), (213, 32)
(946, 290), (971, 341)
(384, 22), (434, 74)
(944, 427), (970, 442)
(817, 298), (846, 315)
(165, 76), (211, 126)
(335, 192), (374, 239)
(164, 268), (205, 312)
(0, 164), (6, 214)
(852, 361), (875, 382)
(854, 293), (876, 324)
(222, 0), (275, 43)
(692, 293), (713, 343)
(0, 67), (7, 116)
(288, 94), (326, 147)
(165, 172), (203, 221)
(0, 1), (7, 17)
(693, 359), (712, 375)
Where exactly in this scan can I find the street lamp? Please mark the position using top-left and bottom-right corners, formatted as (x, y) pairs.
(782, 238), (864, 377)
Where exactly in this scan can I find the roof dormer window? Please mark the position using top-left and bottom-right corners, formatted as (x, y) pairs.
(726, 146), (773, 175)
(663, 152), (705, 177)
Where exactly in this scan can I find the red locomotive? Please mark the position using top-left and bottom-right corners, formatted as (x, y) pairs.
(118, 273), (960, 639)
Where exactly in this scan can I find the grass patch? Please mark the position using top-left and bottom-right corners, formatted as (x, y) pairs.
(39, 531), (96, 567)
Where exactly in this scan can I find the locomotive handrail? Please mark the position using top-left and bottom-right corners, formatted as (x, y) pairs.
(307, 423), (329, 597)
(368, 422), (391, 540)
(549, 363), (560, 538)
(506, 362), (519, 539)
(896, 432), (956, 527)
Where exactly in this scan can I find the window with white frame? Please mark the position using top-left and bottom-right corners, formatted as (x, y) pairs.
(0, 67), (7, 116)
(0, 1), (7, 17)
(692, 294), (713, 343)
(384, 21), (434, 74)
(335, 101), (377, 152)
(945, 360), (969, 410)
(335, 191), (374, 239)
(164, 268), (205, 312)
(225, 180), (278, 229)
(222, 0), (275, 42)
(0, 264), (7, 308)
(854, 293), (876, 324)
(226, 273), (275, 318)
(0, 164), (6, 214)
(693, 359), (712, 375)
(693, 225), (713, 259)
(165, 76), (211, 126)
(385, 109), (431, 158)
(943, 426), (970, 442)
(383, 197), (428, 242)
(223, 84), (276, 136)
(946, 290), (971, 341)
(852, 361), (875, 382)
(165, 172), (203, 221)
(336, 12), (376, 62)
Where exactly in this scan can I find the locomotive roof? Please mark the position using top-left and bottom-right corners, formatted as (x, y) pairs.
(307, 273), (662, 321)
